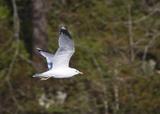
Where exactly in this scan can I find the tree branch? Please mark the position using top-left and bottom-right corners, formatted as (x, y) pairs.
(128, 4), (134, 62)
(5, 0), (23, 111)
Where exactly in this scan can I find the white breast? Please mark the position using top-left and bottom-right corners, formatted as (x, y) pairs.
(51, 68), (76, 78)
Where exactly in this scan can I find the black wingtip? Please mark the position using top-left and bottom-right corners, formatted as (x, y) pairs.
(36, 48), (51, 55)
(36, 47), (43, 52)
(59, 25), (72, 38)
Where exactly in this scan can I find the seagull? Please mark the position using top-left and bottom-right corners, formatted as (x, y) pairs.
(33, 26), (83, 80)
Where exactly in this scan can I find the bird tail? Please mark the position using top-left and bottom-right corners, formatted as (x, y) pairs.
(32, 73), (51, 80)
(32, 71), (51, 78)
(33, 73), (46, 78)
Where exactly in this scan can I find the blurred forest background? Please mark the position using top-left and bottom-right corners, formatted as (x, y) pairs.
(0, 0), (160, 114)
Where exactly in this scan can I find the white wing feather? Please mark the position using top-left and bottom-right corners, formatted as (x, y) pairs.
(51, 27), (75, 68)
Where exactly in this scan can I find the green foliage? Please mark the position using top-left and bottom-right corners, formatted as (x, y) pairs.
(0, 0), (160, 114)
(0, 6), (9, 20)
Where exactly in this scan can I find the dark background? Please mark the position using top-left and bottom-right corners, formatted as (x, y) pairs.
(0, 0), (160, 114)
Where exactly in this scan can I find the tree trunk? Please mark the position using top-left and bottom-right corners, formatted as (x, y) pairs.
(32, 0), (48, 71)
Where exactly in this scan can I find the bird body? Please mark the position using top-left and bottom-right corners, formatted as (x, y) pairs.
(34, 67), (81, 79)
(33, 26), (83, 80)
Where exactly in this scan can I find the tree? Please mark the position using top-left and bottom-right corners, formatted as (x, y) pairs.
(32, 0), (48, 71)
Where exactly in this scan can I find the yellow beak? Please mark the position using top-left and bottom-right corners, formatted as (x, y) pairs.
(79, 72), (83, 74)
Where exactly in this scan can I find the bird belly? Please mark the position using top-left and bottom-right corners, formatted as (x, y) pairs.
(52, 68), (75, 78)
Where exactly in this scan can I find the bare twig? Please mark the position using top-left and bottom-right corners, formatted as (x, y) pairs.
(19, 54), (37, 70)
(112, 68), (119, 114)
(142, 32), (160, 72)
(114, 84), (119, 112)
(86, 49), (109, 114)
(5, 0), (23, 111)
(91, 55), (109, 114)
(133, 9), (157, 24)
(91, 55), (104, 77)
(112, 3), (160, 26)
(76, 44), (109, 114)
(0, 38), (13, 51)
(128, 4), (134, 62)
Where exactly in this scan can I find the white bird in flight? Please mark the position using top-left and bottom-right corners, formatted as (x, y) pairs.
(33, 26), (83, 80)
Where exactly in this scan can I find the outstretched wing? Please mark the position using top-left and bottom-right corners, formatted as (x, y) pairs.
(36, 48), (54, 69)
(52, 26), (75, 68)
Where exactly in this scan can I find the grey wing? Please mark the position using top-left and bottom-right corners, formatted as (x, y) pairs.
(36, 48), (54, 69)
(52, 26), (75, 68)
